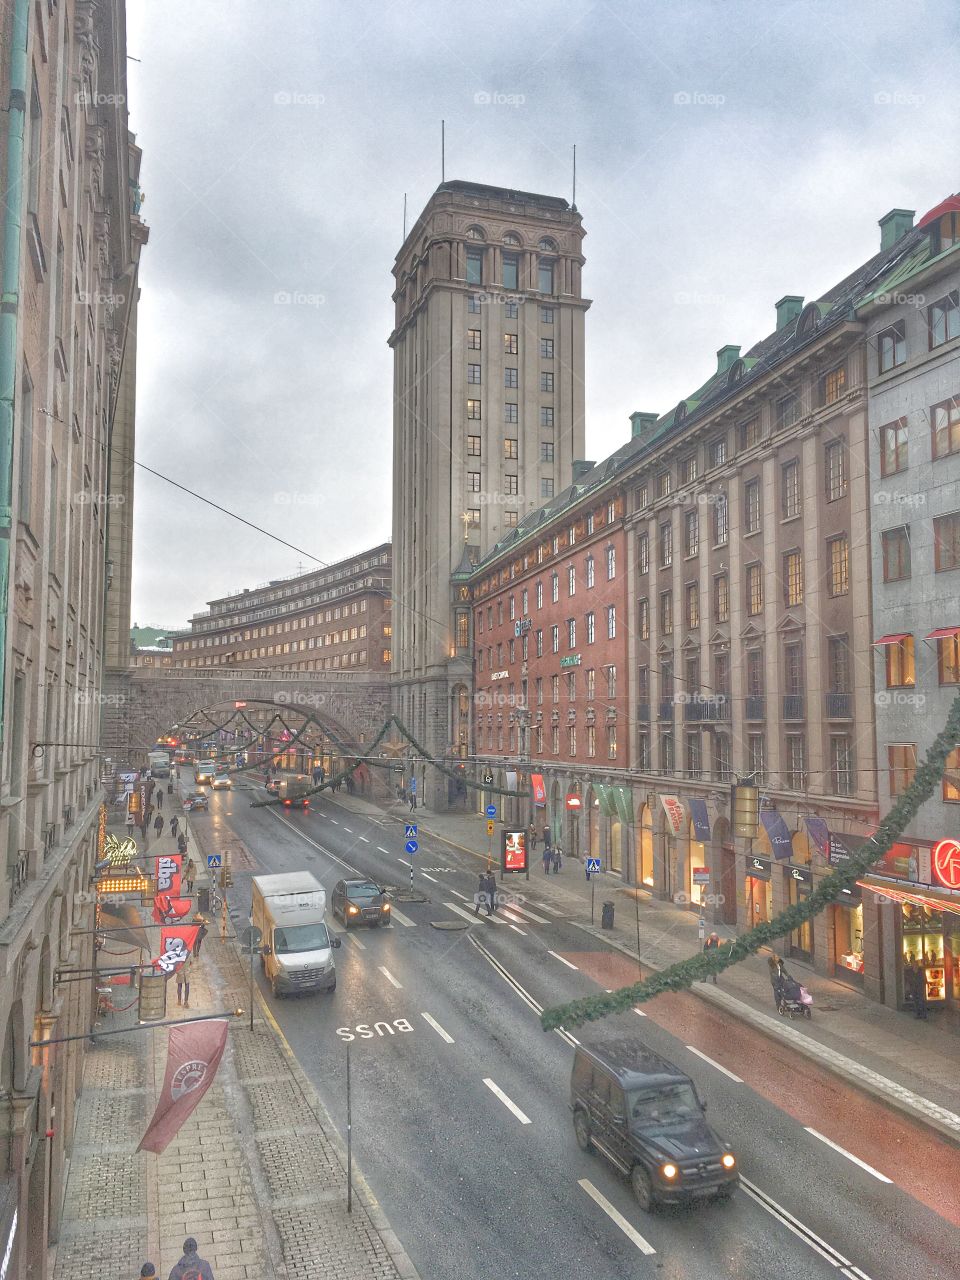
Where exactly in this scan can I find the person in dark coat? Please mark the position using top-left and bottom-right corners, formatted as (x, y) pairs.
(169, 816), (179, 838)
(192, 915), (209, 958)
(156, 789), (163, 811)
(909, 958), (929, 1019)
(542, 844), (552, 874)
(153, 813), (164, 837)
(168, 1236), (214, 1280)
(768, 953), (785, 1009)
(702, 932), (721, 984)
(177, 833), (188, 857)
(528, 823), (537, 853)
(552, 843), (563, 874)
(484, 871), (498, 914)
(474, 873), (492, 916)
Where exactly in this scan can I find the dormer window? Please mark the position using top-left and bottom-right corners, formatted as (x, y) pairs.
(796, 302), (822, 338)
(727, 359), (745, 386)
(931, 212), (960, 254)
(674, 401), (688, 427)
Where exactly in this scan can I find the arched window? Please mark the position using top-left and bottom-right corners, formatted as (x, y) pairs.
(796, 302), (822, 338)
(466, 225), (486, 241)
(503, 231), (522, 246)
(539, 236), (557, 252)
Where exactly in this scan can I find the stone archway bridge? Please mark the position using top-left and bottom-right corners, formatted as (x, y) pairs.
(101, 667), (391, 765)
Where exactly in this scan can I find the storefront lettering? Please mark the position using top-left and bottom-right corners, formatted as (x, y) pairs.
(932, 838), (960, 891)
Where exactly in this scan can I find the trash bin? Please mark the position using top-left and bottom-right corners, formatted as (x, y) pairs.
(197, 887), (210, 914)
(601, 901), (615, 930)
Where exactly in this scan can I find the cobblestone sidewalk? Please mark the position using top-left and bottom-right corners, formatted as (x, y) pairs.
(52, 800), (420, 1280)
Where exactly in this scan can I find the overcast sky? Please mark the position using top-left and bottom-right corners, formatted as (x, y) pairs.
(125, 0), (958, 630)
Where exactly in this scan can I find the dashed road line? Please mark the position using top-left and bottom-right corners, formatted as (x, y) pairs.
(468, 937), (578, 1048)
(483, 1078), (531, 1125)
(686, 1046), (743, 1083)
(398, 857), (411, 867)
(357, 835), (370, 843)
(507, 923), (527, 936)
(449, 888), (469, 901)
(803, 1128), (891, 1183)
(547, 950), (578, 971)
(421, 1012), (454, 1044)
(420, 872), (438, 883)
(388, 905), (416, 927)
(578, 1179), (656, 1255)
(505, 902), (551, 924)
(343, 827), (353, 833)
(378, 965), (403, 990)
(377, 846), (391, 856)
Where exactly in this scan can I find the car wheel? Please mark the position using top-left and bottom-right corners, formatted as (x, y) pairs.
(714, 1184), (735, 1202)
(631, 1164), (656, 1213)
(270, 975), (280, 998)
(573, 1110), (593, 1153)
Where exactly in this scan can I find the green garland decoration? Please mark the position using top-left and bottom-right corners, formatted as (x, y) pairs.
(540, 692), (960, 1032)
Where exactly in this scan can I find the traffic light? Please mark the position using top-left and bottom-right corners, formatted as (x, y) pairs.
(221, 867), (233, 889)
(731, 783), (759, 839)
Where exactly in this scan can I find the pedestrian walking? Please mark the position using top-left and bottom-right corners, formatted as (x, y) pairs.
(169, 816), (179, 839)
(473, 873), (492, 916)
(156, 789), (163, 811)
(408, 789), (417, 811)
(177, 833), (188, 857)
(542, 844), (552, 874)
(192, 914), (209, 958)
(167, 1236), (214, 1280)
(138, 1264), (157, 1279)
(768, 953), (785, 1010)
(552, 844), (563, 874)
(543, 825), (551, 848)
(910, 958), (929, 1020)
(528, 823), (537, 853)
(182, 858), (196, 894)
(153, 813), (163, 838)
(484, 871), (498, 913)
(175, 953), (193, 1009)
(702, 932), (721, 984)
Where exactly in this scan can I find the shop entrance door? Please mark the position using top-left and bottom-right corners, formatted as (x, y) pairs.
(746, 875), (772, 924)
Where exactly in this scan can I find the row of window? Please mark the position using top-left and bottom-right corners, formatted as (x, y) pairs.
(888, 743), (960, 802)
(637, 639), (851, 706)
(481, 722), (618, 761)
(467, 296), (555, 324)
(478, 606), (618, 669)
(179, 603), (374, 650)
(466, 437), (556, 463)
(877, 291), (960, 371)
(476, 551), (617, 634)
(178, 648), (375, 669)
(468, 365), (556, 393)
(881, 513), (960, 580)
(879, 396), (960, 473)
(465, 246), (556, 295)
(465, 400), (556, 426)
(633, 731), (856, 795)
(879, 632), (960, 689)
(467, 330), (555, 359)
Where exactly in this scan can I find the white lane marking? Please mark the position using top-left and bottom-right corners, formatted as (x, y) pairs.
(358, 835), (370, 843)
(377, 846), (391, 856)
(343, 827), (353, 833)
(444, 900), (487, 925)
(500, 908), (529, 927)
(449, 888), (469, 901)
(804, 1128), (892, 1183)
(483, 1078), (531, 1125)
(378, 965), (403, 989)
(398, 857), (411, 867)
(740, 1177), (868, 1273)
(547, 950), (578, 970)
(330, 819), (339, 825)
(508, 923), (527, 935)
(388, 905), (416, 927)
(348, 933), (366, 951)
(505, 902), (551, 924)
(577, 1179), (656, 1256)
(420, 872), (438, 883)
(468, 936), (579, 1049)
(686, 1046), (743, 1083)
(421, 1012), (454, 1044)
(268, 811), (358, 874)
(633, 1007), (647, 1017)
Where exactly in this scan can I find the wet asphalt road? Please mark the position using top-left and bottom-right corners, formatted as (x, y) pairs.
(199, 779), (960, 1280)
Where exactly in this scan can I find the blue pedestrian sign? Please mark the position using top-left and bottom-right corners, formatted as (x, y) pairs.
(485, 805), (497, 819)
(405, 839), (419, 855)
(405, 823), (418, 839)
(207, 854), (222, 869)
(586, 857), (602, 874)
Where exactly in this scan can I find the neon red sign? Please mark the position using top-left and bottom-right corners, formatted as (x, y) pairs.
(932, 839), (960, 890)
(566, 794), (582, 811)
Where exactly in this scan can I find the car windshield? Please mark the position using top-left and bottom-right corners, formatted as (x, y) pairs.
(347, 883), (381, 900)
(627, 1082), (700, 1130)
(273, 923), (330, 954)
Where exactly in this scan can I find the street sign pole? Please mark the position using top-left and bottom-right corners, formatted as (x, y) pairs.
(591, 874), (596, 926)
(249, 944), (255, 1032)
(346, 1042), (353, 1214)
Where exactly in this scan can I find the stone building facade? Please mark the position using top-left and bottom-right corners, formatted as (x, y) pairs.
(0, 2), (146, 1275)
(390, 181), (589, 804)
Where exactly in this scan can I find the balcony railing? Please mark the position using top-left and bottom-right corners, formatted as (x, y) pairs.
(745, 695), (765, 720)
(782, 694), (805, 721)
(658, 700), (674, 721)
(825, 692), (852, 718)
(684, 696), (731, 722)
(637, 701), (650, 722)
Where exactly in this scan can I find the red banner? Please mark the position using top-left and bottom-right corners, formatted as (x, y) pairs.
(155, 853), (182, 897)
(154, 925), (199, 975)
(152, 895), (194, 924)
(137, 1019), (229, 1154)
(530, 773), (547, 806)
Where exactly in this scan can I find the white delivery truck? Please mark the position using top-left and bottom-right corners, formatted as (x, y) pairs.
(147, 750), (171, 778)
(251, 872), (340, 997)
(195, 760), (216, 785)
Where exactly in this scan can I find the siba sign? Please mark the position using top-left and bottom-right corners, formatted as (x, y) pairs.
(932, 839), (960, 891)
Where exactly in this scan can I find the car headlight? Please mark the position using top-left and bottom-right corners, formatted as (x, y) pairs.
(660, 1163), (678, 1180)
(348, 905), (359, 914)
(721, 1153), (736, 1170)
(382, 903), (391, 911)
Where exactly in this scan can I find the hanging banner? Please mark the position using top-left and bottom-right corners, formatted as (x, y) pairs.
(803, 816), (830, 860)
(688, 797), (711, 842)
(137, 1018), (229, 1154)
(154, 925), (200, 975)
(659, 794), (685, 835)
(760, 809), (794, 860)
(530, 774), (547, 806)
(155, 854), (182, 897)
(152, 895), (194, 925)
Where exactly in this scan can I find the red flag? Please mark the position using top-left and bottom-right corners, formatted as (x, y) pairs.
(153, 925), (199, 974)
(137, 1019), (229, 1153)
(152, 895), (193, 924)
(155, 853), (182, 896)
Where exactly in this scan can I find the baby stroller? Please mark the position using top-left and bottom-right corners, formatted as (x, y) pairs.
(774, 966), (813, 1019)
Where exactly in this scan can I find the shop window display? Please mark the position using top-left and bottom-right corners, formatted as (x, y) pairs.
(902, 903), (945, 1004)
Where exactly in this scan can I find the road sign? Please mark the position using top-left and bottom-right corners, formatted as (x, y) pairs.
(485, 804), (497, 819)
(586, 857), (602, 874)
(486, 820), (495, 837)
(238, 925), (262, 953)
(405, 823), (418, 839)
(206, 854), (222, 869)
(692, 867), (711, 886)
(405, 839), (419, 855)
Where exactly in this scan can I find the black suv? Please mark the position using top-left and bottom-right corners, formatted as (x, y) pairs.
(570, 1038), (738, 1210)
(331, 878), (392, 927)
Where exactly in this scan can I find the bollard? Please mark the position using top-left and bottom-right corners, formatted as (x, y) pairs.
(601, 901), (615, 930)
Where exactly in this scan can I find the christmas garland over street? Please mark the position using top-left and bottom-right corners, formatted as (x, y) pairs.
(540, 692), (960, 1033)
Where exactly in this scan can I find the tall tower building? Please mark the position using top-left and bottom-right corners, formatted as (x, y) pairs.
(389, 180), (589, 802)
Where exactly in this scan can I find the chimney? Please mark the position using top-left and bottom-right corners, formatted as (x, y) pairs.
(879, 208), (915, 252)
(572, 459), (595, 482)
(629, 411), (659, 440)
(716, 345), (740, 374)
(775, 296), (804, 331)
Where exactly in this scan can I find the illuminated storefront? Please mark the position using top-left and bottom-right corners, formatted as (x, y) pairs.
(637, 804), (654, 888)
(745, 855), (772, 923)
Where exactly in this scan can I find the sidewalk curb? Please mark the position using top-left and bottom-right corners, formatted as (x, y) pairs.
(384, 809), (960, 1150)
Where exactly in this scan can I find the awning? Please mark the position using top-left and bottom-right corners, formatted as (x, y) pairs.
(873, 633), (910, 645)
(689, 797), (711, 842)
(859, 877), (960, 913)
(530, 773), (547, 807)
(760, 809), (794, 860)
(917, 194), (960, 231)
(926, 626), (960, 641)
(612, 786), (633, 826)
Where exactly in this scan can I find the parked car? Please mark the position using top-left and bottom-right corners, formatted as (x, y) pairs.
(183, 791), (209, 812)
(331, 879), (391, 927)
(570, 1037), (738, 1211)
(211, 773), (233, 791)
